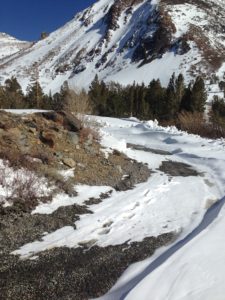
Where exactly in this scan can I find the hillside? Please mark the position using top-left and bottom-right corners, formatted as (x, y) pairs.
(0, 0), (224, 94)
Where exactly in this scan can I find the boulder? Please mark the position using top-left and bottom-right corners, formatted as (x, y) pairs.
(58, 111), (82, 132)
(62, 158), (76, 168)
(67, 132), (79, 145)
(40, 131), (56, 148)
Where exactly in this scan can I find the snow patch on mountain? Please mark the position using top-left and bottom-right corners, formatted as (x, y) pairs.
(0, 0), (224, 95)
(0, 33), (31, 60)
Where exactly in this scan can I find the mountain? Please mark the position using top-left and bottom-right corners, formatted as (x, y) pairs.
(0, 33), (31, 61)
(0, 0), (224, 94)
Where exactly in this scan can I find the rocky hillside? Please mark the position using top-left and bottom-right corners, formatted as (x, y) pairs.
(0, 0), (224, 93)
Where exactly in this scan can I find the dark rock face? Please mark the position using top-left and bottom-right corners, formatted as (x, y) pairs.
(40, 111), (82, 132)
(133, 7), (177, 63)
(104, 0), (144, 45)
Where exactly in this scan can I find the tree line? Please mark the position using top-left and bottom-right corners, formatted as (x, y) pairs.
(0, 78), (91, 113)
(0, 73), (225, 128)
(89, 73), (209, 120)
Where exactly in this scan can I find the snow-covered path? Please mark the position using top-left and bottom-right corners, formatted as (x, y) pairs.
(95, 118), (225, 300)
(10, 116), (225, 299)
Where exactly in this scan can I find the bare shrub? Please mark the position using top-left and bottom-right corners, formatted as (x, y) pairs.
(64, 89), (93, 115)
(177, 111), (225, 138)
(79, 127), (100, 144)
(177, 112), (205, 134)
(0, 159), (53, 210)
(36, 165), (76, 196)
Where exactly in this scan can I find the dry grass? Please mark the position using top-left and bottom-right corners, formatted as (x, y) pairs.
(79, 126), (100, 144)
(177, 111), (225, 138)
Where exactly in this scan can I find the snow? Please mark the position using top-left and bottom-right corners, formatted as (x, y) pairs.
(32, 185), (112, 215)
(1, 109), (50, 115)
(0, 33), (30, 60)
(12, 117), (225, 265)
(167, 3), (208, 38)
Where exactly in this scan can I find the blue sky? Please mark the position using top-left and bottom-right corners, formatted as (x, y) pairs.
(0, 0), (96, 41)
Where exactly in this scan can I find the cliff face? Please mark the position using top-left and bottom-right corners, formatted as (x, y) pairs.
(0, 0), (224, 93)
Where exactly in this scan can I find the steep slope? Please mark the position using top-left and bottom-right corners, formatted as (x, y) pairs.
(0, 0), (224, 94)
(0, 33), (31, 61)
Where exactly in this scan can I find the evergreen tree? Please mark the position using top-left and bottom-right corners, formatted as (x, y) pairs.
(0, 85), (5, 108)
(189, 76), (207, 113)
(146, 79), (165, 119)
(180, 82), (192, 112)
(175, 73), (185, 105)
(163, 73), (176, 120)
(211, 96), (225, 127)
(26, 80), (44, 108)
(3, 77), (25, 108)
(89, 75), (108, 114)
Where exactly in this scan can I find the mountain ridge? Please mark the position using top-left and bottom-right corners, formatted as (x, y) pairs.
(0, 0), (224, 94)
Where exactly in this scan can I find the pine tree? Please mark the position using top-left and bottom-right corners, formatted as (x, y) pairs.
(128, 82), (135, 117)
(163, 72), (179, 120)
(89, 75), (108, 115)
(175, 73), (185, 105)
(0, 85), (5, 108)
(189, 76), (207, 113)
(3, 77), (25, 108)
(26, 80), (44, 108)
(146, 79), (165, 119)
(180, 82), (192, 112)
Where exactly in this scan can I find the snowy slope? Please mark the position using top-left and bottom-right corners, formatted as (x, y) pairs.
(0, 33), (31, 61)
(0, 0), (224, 94)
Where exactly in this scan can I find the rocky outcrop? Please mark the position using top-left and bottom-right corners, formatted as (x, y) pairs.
(0, 110), (150, 199)
(133, 7), (177, 63)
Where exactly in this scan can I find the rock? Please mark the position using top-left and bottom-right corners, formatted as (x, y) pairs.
(84, 133), (93, 147)
(62, 158), (76, 168)
(40, 111), (63, 124)
(116, 165), (123, 174)
(58, 111), (82, 132)
(77, 162), (86, 169)
(40, 131), (56, 148)
(67, 132), (79, 145)
(84, 145), (97, 155)
(159, 161), (199, 177)
(29, 128), (37, 134)
(54, 152), (64, 160)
